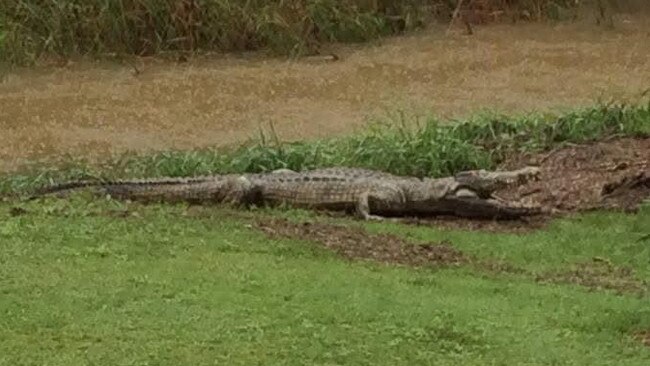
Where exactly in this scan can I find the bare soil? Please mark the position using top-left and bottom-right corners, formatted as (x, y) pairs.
(635, 330), (650, 347)
(536, 259), (648, 296)
(498, 137), (650, 213)
(255, 218), (467, 267)
(2, 17), (650, 172)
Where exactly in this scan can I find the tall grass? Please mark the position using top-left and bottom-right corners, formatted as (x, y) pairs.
(0, 0), (416, 64)
(0, 0), (589, 65)
(1, 101), (648, 194)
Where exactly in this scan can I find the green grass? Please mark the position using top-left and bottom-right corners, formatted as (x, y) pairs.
(1, 101), (648, 195)
(1, 197), (649, 365)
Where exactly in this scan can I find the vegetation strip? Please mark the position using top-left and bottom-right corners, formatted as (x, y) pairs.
(1, 1), (587, 65)
(1, 102), (648, 195)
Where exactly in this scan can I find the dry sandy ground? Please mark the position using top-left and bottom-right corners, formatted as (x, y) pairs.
(1, 17), (649, 172)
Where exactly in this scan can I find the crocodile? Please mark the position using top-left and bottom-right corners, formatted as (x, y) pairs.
(249, 166), (542, 219)
(32, 166), (542, 220)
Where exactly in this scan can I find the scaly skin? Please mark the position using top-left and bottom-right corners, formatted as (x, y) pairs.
(32, 175), (257, 205)
(252, 167), (541, 219)
(32, 167), (542, 220)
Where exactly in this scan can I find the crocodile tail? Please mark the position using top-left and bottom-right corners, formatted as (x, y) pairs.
(29, 176), (230, 200)
(29, 180), (103, 199)
(29, 175), (219, 200)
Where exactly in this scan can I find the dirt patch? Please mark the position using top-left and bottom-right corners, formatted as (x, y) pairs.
(499, 137), (650, 213)
(536, 258), (648, 296)
(397, 215), (550, 234)
(8, 206), (28, 217)
(255, 218), (467, 267)
(634, 330), (650, 347)
(601, 170), (650, 210)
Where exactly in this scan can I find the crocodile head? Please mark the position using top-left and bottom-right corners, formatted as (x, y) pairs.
(453, 166), (541, 198)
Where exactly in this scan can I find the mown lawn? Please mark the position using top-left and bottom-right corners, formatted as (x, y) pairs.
(1, 197), (649, 365)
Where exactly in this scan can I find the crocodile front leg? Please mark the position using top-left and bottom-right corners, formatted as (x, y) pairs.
(356, 186), (407, 221)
